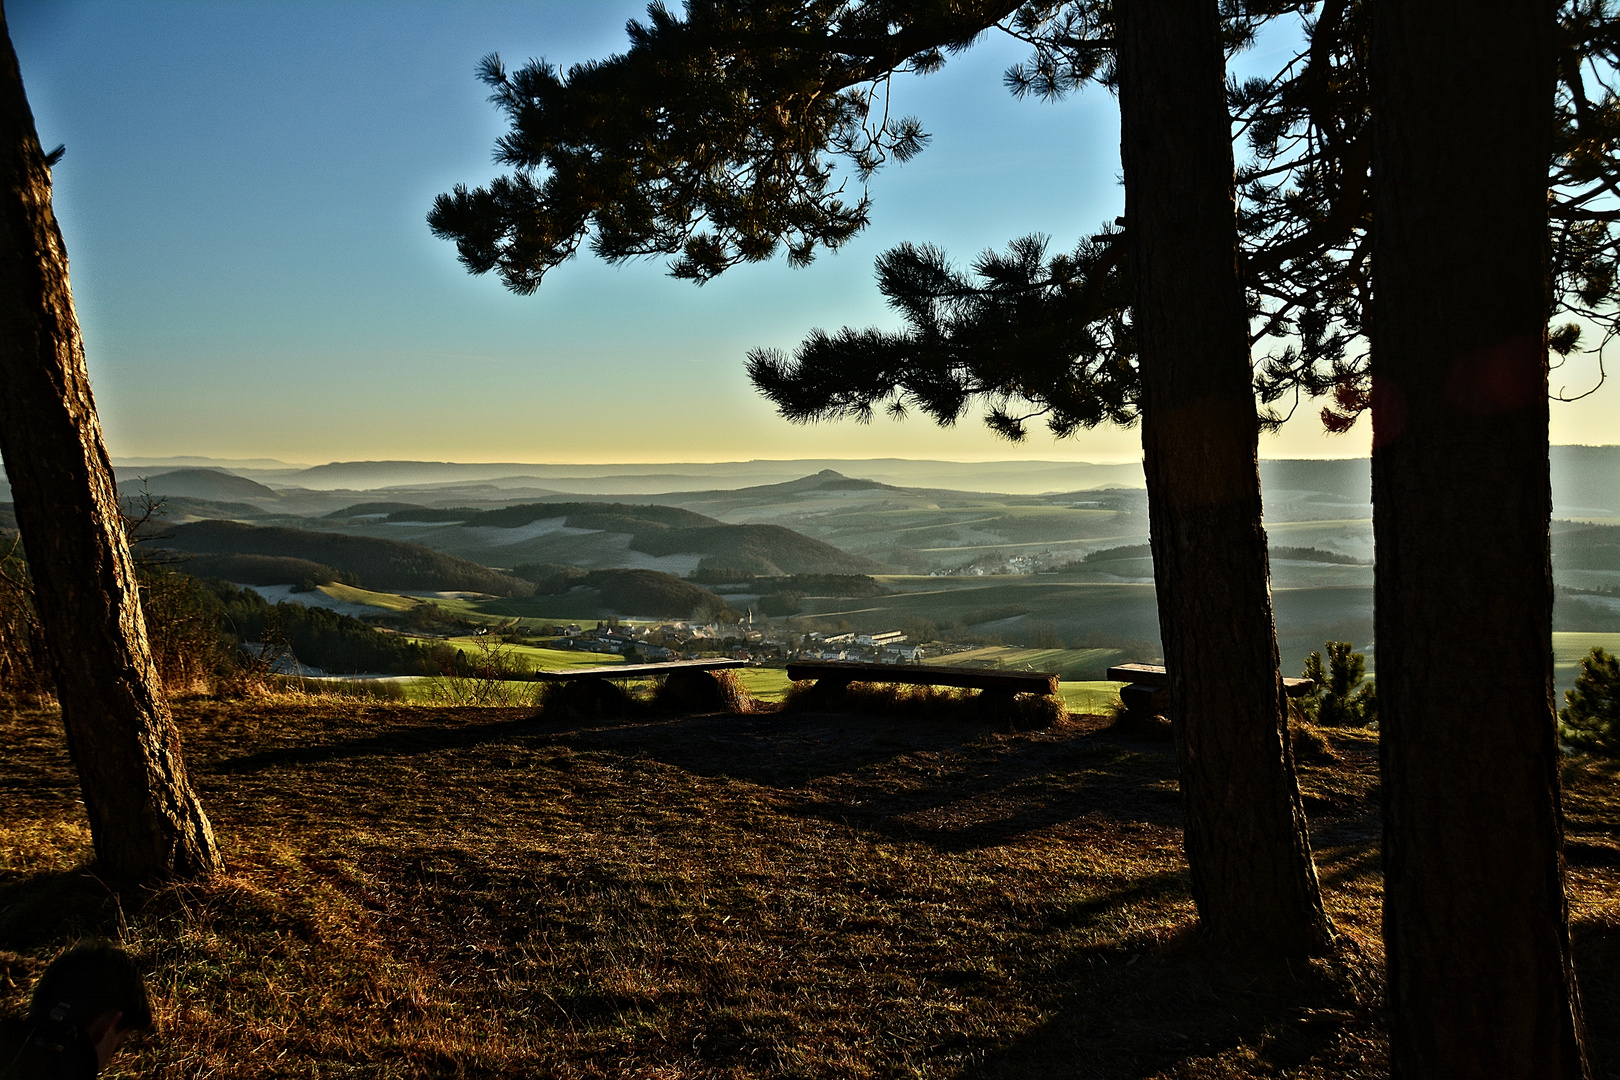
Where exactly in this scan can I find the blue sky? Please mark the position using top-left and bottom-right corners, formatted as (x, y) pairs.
(9, 2), (1612, 465)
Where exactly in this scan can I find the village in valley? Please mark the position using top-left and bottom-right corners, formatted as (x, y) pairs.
(545, 618), (927, 665)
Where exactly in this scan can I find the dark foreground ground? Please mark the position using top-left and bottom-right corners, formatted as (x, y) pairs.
(1, 699), (1617, 1079)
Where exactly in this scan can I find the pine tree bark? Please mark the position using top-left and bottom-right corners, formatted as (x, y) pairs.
(1370, 2), (1588, 1073)
(0, 7), (220, 883)
(1116, 0), (1332, 956)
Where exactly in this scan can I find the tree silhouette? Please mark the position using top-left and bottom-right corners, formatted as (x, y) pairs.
(1370, 0), (1589, 1070)
(0, 10), (219, 883)
(432, 0), (1334, 956)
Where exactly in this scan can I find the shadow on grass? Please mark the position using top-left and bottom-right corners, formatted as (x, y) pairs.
(207, 707), (1201, 856)
(206, 707), (1001, 787)
(206, 711), (554, 775)
(972, 934), (1384, 1078)
(0, 866), (124, 955)
(564, 710), (1191, 851)
(1313, 845), (1382, 890)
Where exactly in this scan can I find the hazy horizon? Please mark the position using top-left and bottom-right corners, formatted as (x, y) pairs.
(11, 2), (1616, 465)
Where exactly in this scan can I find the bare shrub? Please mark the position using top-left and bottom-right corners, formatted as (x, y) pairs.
(423, 633), (535, 707)
(653, 668), (758, 714)
(535, 677), (639, 720)
(0, 536), (51, 706)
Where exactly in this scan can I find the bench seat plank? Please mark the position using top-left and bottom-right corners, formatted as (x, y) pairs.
(1105, 663), (1314, 697)
(534, 658), (748, 681)
(786, 660), (1058, 696)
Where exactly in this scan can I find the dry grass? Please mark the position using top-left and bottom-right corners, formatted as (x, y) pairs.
(1, 698), (1616, 1078)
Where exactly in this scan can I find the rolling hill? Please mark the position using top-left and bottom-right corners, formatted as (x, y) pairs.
(121, 467), (285, 506)
(312, 499), (887, 577)
(160, 521), (534, 596)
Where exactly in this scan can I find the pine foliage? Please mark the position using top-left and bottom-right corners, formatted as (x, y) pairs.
(427, 0), (1018, 290)
(433, 1), (1620, 436)
(1299, 640), (1376, 726)
(1561, 646), (1620, 754)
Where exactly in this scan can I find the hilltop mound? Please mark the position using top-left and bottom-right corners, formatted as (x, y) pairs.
(162, 521), (534, 596)
(124, 467), (283, 505)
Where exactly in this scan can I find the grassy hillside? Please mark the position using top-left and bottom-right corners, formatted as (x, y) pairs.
(162, 521), (535, 596)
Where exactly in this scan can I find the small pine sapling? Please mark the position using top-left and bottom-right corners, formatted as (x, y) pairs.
(1300, 641), (1377, 727)
(1560, 647), (1620, 754)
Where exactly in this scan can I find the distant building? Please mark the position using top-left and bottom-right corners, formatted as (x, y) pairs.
(856, 631), (906, 647)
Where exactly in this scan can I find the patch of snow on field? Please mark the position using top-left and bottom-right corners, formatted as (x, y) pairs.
(466, 518), (595, 545)
(236, 584), (394, 617)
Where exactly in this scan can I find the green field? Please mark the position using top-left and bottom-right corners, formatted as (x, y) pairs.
(733, 666), (794, 702)
(1555, 631), (1620, 696)
(415, 636), (629, 672)
(1059, 680), (1126, 715)
(320, 582), (423, 612)
(927, 645), (1130, 681)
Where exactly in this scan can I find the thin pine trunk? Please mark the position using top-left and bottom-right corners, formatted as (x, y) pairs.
(1116, 0), (1333, 956)
(0, 6), (220, 883)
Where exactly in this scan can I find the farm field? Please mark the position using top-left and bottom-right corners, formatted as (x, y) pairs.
(7, 698), (1619, 1076)
(1556, 632), (1620, 695)
(927, 645), (1131, 681)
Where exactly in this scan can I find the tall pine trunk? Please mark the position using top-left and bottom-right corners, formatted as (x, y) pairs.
(0, 8), (220, 884)
(1371, 2), (1588, 1072)
(1116, 0), (1332, 957)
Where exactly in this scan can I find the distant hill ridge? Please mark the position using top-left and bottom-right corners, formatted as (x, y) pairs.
(338, 498), (886, 576)
(120, 467), (284, 505)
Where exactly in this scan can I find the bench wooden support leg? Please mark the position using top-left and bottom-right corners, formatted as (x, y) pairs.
(1114, 682), (1173, 740)
(542, 676), (635, 720)
(796, 677), (853, 709)
(658, 668), (743, 714)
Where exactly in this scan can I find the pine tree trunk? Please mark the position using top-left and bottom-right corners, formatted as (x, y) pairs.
(0, 9), (220, 884)
(1116, 0), (1332, 956)
(1370, 2), (1588, 1073)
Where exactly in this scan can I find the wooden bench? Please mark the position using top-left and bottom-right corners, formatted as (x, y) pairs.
(785, 659), (1059, 698)
(1105, 663), (1314, 715)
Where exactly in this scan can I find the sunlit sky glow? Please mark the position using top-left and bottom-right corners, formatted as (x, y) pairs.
(9, 2), (1614, 466)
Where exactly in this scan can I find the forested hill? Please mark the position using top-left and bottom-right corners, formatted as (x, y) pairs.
(161, 521), (534, 596)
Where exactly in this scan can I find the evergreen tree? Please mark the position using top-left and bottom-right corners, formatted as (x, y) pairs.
(1299, 641), (1376, 726)
(1560, 646), (1620, 754)
(432, 0), (1333, 956)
